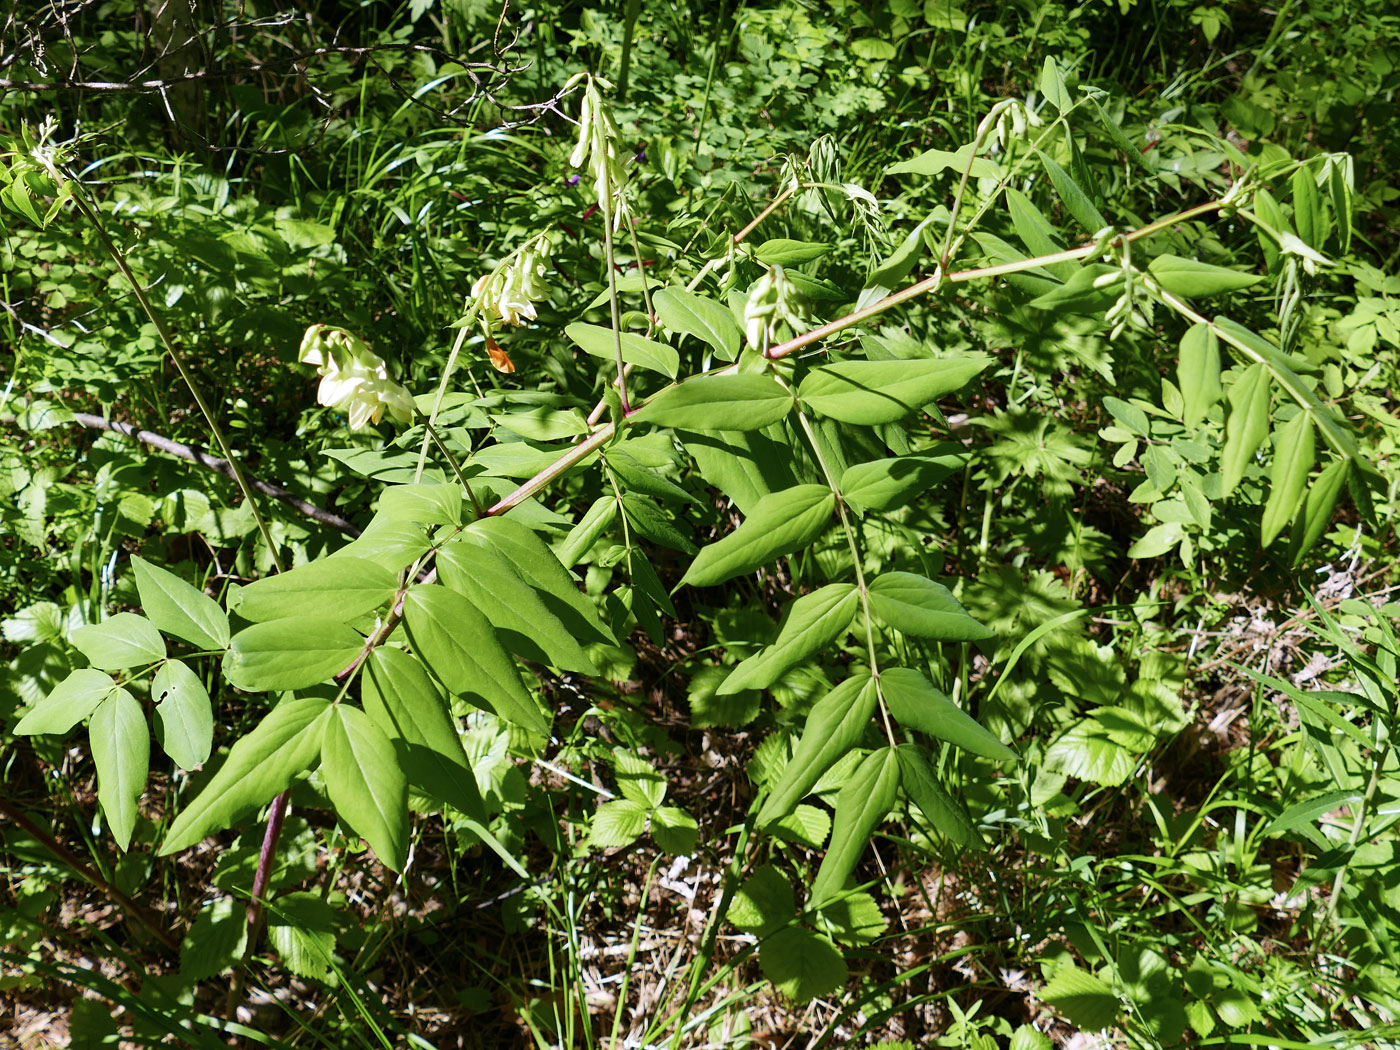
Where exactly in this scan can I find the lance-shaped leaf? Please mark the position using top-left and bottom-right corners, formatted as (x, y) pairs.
(681, 484), (834, 588)
(632, 373), (792, 432)
(754, 238), (830, 266)
(1028, 263), (1121, 315)
(90, 687), (148, 851)
(460, 516), (615, 645)
(1177, 323), (1221, 429)
(557, 496), (617, 568)
(230, 558), (399, 624)
(321, 705), (408, 872)
(566, 322), (679, 378)
(653, 287), (742, 360)
(161, 698), (331, 855)
(152, 659), (213, 770)
(839, 445), (966, 513)
(797, 355), (990, 425)
(401, 585), (548, 735)
(880, 668), (1017, 761)
(223, 619), (365, 692)
(1220, 363), (1271, 496)
(1261, 410), (1315, 548)
(811, 746), (900, 906)
(720, 584), (858, 693)
(438, 539), (597, 673)
(866, 573), (994, 641)
(132, 556), (229, 651)
(757, 674), (877, 825)
(14, 669), (115, 735)
(72, 613), (165, 671)
(1038, 151), (1105, 233)
(1290, 458), (1350, 564)
(1147, 255), (1263, 298)
(895, 744), (979, 847)
(364, 647), (487, 823)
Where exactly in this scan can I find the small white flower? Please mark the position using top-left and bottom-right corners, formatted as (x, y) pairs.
(299, 325), (414, 429)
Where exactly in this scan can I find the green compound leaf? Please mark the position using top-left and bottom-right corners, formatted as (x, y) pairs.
(1261, 410), (1315, 548)
(681, 484), (834, 588)
(14, 669), (115, 735)
(866, 572), (994, 641)
(401, 585), (548, 735)
(1177, 323), (1222, 429)
(90, 687), (149, 851)
(1041, 965), (1121, 1032)
(811, 745), (900, 906)
(438, 538), (598, 673)
(230, 557), (399, 624)
(632, 373), (793, 432)
(223, 618), (365, 692)
(1147, 254), (1263, 298)
(759, 927), (847, 1003)
(566, 322), (679, 378)
(364, 647), (487, 823)
(71, 613), (165, 671)
(880, 668), (1017, 761)
(895, 744), (979, 847)
(161, 697), (331, 855)
(838, 445), (966, 513)
(131, 556), (229, 651)
(727, 864), (795, 937)
(152, 659), (213, 770)
(653, 286), (743, 360)
(720, 583), (858, 693)
(797, 355), (990, 425)
(753, 238), (830, 266)
(321, 705), (408, 872)
(758, 673), (878, 825)
(1219, 363), (1271, 496)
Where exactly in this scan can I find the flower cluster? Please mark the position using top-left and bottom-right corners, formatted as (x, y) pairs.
(298, 325), (415, 430)
(568, 74), (630, 226)
(744, 267), (808, 352)
(471, 246), (551, 328)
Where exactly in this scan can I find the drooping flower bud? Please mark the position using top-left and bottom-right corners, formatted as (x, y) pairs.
(299, 325), (415, 430)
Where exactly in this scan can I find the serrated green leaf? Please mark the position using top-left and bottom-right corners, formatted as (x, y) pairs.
(230, 558), (398, 624)
(566, 322), (679, 378)
(633, 373), (792, 431)
(758, 674), (877, 825)
(437, 539), (598, 673)
(363, 647), (486, 823)
(152, 659), (213, 770)
(895, 744), (978, 846)
(179, 898), (247, 981)
(1041, 965), (1120, 1031)
(588, 798), (649, 848)
(652, 806), (698, 854)
(759, 927), (847, 1003)
(401, 585), (548, 735)
(720, 584), (858, 693)
(771, 803), (831, 849)
(754, 238), (830, 266)
(816, 889), (888, 946)
(867, 572), (993, 641)
(653, 287), (743, 361)
(1220, 363), (1271, 496)
(727, 864), (794, 936)
(90, 687), (148, 851)
(838, 445), (965, 513)
(797, 356), (990, 425)
(614, 748), (667, 808)
(266, 892), (336, 980)
(681, 484), (834, 588)
(1148, 255), (1263, 298)
(1261, 411), (1315, 547)
(1044, 720), (1136, 786)
(161, 698), (330, 855)
(71, 613), (165, 671)
(811, 746), (899, 905)
(880, 668), (1016, 761)
(321, 705), (408, 871)
(131, 556), (229, 651)
(223, 618), (364, 692)
(14, 669), (115, 735)
(461, 516), (615, 645)
(1177, 323), (1222, 428)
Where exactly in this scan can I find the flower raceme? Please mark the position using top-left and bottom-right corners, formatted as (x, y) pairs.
(298, 325), (415, 430)
(471, 248), (551, 328)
